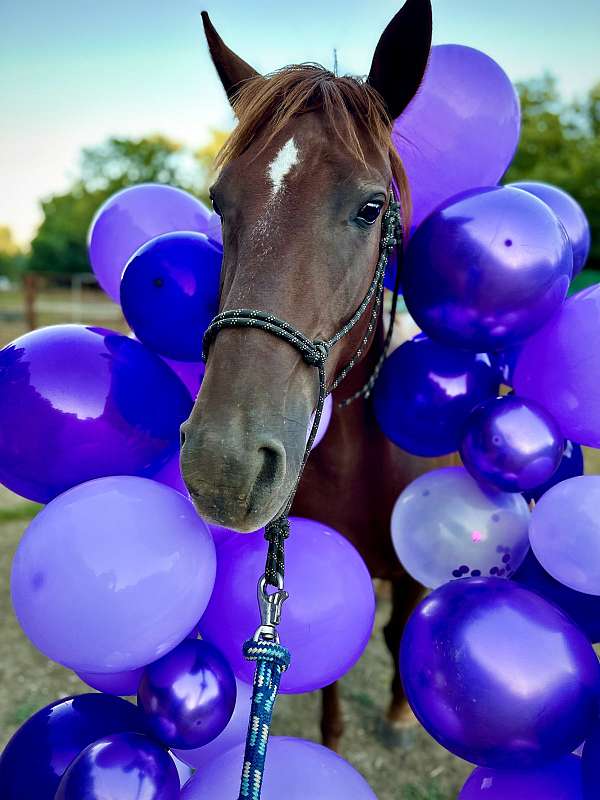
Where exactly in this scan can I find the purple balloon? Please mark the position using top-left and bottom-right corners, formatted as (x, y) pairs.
(523, 439), (584, 504)
(460, 396), (564, 493)
(0, 325), (191, 503)
(55, 732), (180, 800)
(488, 345), (521, 386)
(310, 393), (333, 448)
(137, 639), (237, 750)
(120, 232), (223, 362)
(393, 45), (520, 230)
(0, 694), (148, 800)
(161, 357), (205, 399)
(513, 550), (600, 644)
(582, 719), (600, 799)
(529, 476), (600, 595)
(514, 287), (600, 447)
(173, 678), (252, 770)
(11, 476), (216, 672)
(459, 755), (583, 799)
(401, 578), (600, 767)
(199, 517), (375, 694)
(403, 187), (573, 351)
(88, 184), (211, 302)
(373, 334), (498, 456)
(150, 453), (188, 496)
(77, 668), (143, 696)
(180, 736), (376, 799)
(510, 181), (590, 275)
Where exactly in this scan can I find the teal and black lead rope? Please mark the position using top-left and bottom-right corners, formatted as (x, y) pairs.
(202, 198), (403, 800)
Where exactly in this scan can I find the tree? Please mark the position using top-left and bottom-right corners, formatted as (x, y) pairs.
(505, 76), (600, 269)
(0, 226), (25, 278)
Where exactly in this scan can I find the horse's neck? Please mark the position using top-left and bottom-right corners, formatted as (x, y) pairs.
(331, 313), (386, 412)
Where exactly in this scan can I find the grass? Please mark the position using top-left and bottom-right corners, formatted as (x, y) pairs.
(0, 503), (41, 523)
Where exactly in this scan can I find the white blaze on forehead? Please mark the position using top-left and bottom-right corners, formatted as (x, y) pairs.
(267, 137), (299, 196)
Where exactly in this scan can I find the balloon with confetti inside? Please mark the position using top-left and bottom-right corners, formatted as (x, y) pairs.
(391, 466), (530, 588)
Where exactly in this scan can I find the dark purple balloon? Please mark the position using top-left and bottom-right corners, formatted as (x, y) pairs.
(0, 694), (148, 800)
(0, 325), (192, 503)
(510, 181), (590, 275)
(582, 719), (600, 799)
(137, 638), (237, 750)
(459, 755), (583, 799)
(513, 550), (600, 644)
(401, 578), (600, 767)
(55, 732), (179, 800)
(373, 334), (498, 456)
(460, 395), (564, 493)
(522, 439), (584, 504)
(120, 232), (222, 362)
(403, 187), (573, 351)
(488, 345), (521, 386)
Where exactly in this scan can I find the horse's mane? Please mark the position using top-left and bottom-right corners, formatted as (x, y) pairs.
(216, 64), (411, 231)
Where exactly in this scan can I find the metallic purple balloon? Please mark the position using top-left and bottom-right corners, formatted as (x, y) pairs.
(88, 184), (211, 302)
(55, 732), (180, 800)
(529, 476), (600, 596)
(510, 181), (590, 275)
(181, 736), (377, 799)
(514, 287), (600, 447)
(78, 668), (144, 696)
(199, 517), (375, 694)
(460, 396), (564, 492)
(401, 578), (600, 767)
(137, 639), (237, 750)
(0, 325), (192, 503)
(0, 694), (148, 800)
(393, 45), (520, 231)
(459, 755), (583, 799)
(173, 678), (252, 770)
(11, 476), (216, 673)
(403, 187), (573, 351)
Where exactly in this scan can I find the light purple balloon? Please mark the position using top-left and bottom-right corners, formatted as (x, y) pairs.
(88, 184), (211, 302)
(180, 737), (376, 799)
(173, 678), (252, 770)
(170, 753), (193, 788)
(393, 45), (520, 230)
(78, 668), (143, 696)
(11, 476), (216, 672)
(309, 394), (333, 448)
(514, 286), (600, 447)
(529, 476), (600, 596)
(459, 755), (583, 799)
(198, 517), (375, 694)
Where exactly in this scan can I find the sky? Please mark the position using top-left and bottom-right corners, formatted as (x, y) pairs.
(1, 0), (599, 245)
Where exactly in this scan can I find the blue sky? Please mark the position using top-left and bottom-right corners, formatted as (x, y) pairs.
(1, 0), (599, 243)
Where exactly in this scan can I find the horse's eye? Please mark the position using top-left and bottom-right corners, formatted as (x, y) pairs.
(356, 201), (383, 225)
(210, 194), (222, 217)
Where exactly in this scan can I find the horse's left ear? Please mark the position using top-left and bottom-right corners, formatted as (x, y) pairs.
(367, 0), (432, 120)
(201, 11), (261, 103)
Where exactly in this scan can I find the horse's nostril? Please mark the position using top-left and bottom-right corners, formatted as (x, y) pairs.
(257, 441), (286, 489)
(180, 426), (186, 448)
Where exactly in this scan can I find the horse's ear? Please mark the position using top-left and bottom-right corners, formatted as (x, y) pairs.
(367, 0), (432, 120)
(201, 11), (261, 103)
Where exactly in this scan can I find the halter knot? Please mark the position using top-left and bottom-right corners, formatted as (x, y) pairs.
(243, 639), (291, 671)
(303, 340), (330, 367)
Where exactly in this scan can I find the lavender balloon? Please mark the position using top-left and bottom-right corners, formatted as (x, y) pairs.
(199, 517), (375, 693)
(11, 476), (216, 672)
(514, 286), (600, 447)
(78, 668), (143, 696)
(529, 476), (600, 595)
(510, 181), (590, 275)
(460, 396), (564, 493)
(393, 45), (520, 230)
(401, 578), (600, 767)
(173, 678), (252, 770)
(181, 737), (376, 799)
(0, 325), (191, 503)
(459, 755), (583, 799)
(55, 732), (179, 800)
(88, 184), (211, 302)
(391, 467), (530, 588)
(137, 639), (236, 750)
(403, 187), (573, 351)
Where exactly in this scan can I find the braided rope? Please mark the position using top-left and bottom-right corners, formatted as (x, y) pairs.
(202, 197), (403, 800)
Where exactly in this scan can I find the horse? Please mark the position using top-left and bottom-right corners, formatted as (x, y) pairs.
(181, 0), (435, 751)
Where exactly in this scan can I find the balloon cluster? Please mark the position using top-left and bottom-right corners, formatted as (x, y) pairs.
(377, 43), (598, 800)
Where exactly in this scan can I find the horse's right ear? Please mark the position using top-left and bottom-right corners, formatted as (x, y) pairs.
(367, 0), (432, 120)
(201, 11), (261, 104)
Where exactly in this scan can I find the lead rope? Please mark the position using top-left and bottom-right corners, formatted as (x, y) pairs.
(202, 198), (403, 800)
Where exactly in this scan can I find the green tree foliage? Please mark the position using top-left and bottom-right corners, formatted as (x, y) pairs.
(0, 225), (25, 278)
(28, 134), (219, 276)
(505, 75), (600, 268)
